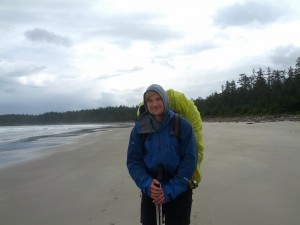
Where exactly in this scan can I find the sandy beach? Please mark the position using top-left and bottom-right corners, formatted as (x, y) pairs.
(0, 121), (299, 225)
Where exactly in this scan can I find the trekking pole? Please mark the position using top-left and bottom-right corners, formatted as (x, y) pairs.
(155, 188), (163, 225)
(156, 203), (160, 225)
(156, 164), (164, 225)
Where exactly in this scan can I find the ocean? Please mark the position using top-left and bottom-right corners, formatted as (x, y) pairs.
(0, 124), (124, 169)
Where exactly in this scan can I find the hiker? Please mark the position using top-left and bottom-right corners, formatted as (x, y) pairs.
(127, 84), (198, 225)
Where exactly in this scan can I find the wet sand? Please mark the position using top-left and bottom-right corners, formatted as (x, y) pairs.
(0, 122), (299, 225)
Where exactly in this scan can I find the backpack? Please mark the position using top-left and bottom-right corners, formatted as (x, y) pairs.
(138, 89), (204, 189)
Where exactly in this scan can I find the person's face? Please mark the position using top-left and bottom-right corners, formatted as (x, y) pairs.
(146, 92), (164, 121)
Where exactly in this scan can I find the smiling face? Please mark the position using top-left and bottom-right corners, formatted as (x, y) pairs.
(145, 91), (165, 122)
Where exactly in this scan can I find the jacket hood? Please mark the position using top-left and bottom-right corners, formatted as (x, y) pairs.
(143, 84), (169, 117)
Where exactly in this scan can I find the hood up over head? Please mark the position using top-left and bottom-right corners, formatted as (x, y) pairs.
(143, 84), (169, 118)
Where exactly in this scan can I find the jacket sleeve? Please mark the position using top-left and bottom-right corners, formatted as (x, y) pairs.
(126, 125), (152, 195)
(162, 118), (198, 202)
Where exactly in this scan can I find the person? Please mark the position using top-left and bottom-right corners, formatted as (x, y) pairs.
(127, 84), (198, 225)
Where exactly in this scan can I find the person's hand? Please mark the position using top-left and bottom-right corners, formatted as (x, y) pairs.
(150, 179), (165, 205)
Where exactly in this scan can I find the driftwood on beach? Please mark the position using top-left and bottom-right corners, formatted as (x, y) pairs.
(203, 114), (300, 123)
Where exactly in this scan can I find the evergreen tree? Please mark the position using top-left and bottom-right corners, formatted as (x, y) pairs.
(1, 57), (300, 125)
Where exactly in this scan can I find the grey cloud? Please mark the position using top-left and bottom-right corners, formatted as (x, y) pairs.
(97, 91), (120, 107)
(269, 45), (300, 68)
(25, 28), (72, 46)
(150, 42), (217, 69)
(116, 67), (143, 73)
(151, 59), (175, 69)
(180, 42), (217, 55)
(155, 41), (217, 60)
(86, 13), (183, 44)
(1, 65), (46, 78)
(125, 24), (177, 41)
(96, 73), (121, 80)
(0, 91), (93, 115)
(0, 0), (91, 21)
(97, 87), (143, 107)
(91, 23), (182, 44)
(0, 63), (46, 91)
(214, 1), (287, 27)
(96, 67), (144, 80)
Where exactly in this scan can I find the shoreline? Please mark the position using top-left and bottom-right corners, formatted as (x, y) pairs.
(202, 114), (300, 123)
(1, 114), (300, 127)
(0, 123), (134, 170)
(0, 122), (299, 225)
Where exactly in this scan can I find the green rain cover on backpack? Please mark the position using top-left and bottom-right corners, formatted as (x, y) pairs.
(138, 89), (204, 189)
(166, 89), (203, 189)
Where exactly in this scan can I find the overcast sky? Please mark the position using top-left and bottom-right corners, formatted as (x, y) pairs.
(1, 0), (300, 115)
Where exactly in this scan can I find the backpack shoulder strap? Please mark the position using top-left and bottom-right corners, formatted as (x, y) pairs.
(141, 133), (147, 143)
(141, 133), (148, 155)
(173, 113), (181, 139)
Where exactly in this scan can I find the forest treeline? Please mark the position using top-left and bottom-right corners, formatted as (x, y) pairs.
(0, 106), (138, 125)
(0, 57), (299, 125)
(194, 57), (300, 117)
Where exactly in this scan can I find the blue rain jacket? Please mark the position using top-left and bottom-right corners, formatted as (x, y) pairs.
(127, 109), (198, 202)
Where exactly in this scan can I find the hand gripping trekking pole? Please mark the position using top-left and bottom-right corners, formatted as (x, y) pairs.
(156, 164), (164, 225)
